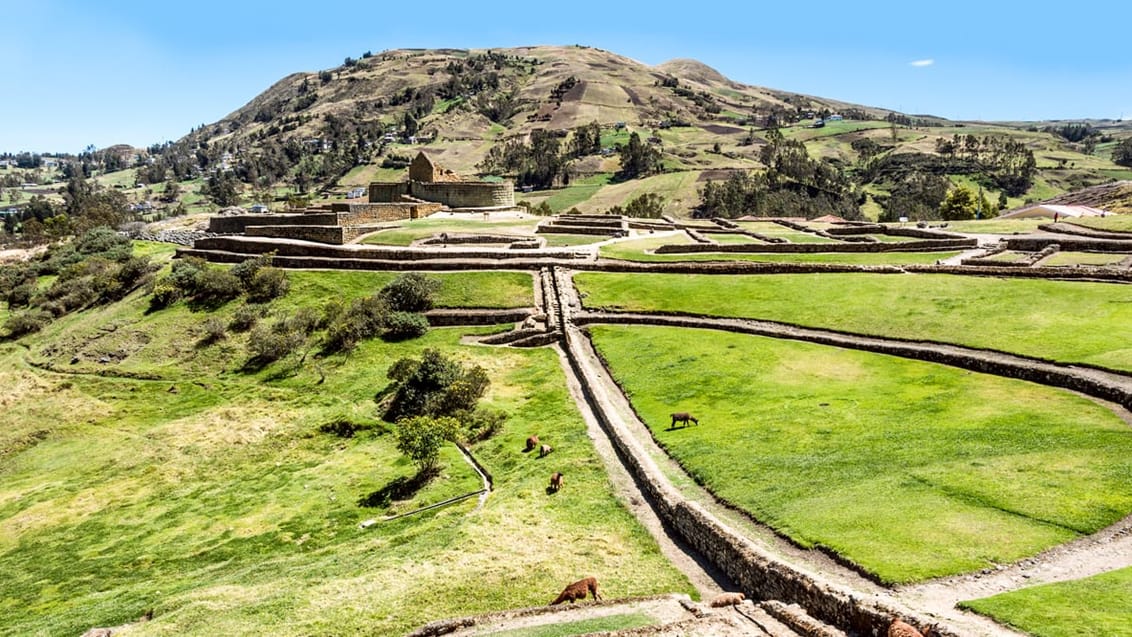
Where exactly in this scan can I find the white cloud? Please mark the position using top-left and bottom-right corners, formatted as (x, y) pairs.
(910, 59), (935, 67)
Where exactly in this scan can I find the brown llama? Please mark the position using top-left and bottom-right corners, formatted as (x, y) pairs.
(888, 618), (934, 637)
(550, 576), (601, 605)
(670, 412), (699, 428)
(539, 444), (553, 458)
(549, 471), (564, 493)
(709, 592), (746, 607)
(525, 435), (539, 452)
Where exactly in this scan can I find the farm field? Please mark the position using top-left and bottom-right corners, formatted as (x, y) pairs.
(588, 324), (1132, 583)
(1069, 215), (1132, 233)
(574, 272), (1132, 371)
(961, 567), (1132, 636)
(0, 261), (692, 635)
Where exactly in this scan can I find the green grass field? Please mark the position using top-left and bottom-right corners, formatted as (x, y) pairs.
(574, 272), (1132, 371)
(359, 216), (541, 246)
(1040, 252), (1129, 267)
(0, 269), (692, 635)
(1068, 216), (1132, 232)
(598, 236), (960, 265)
(589, 325), (1132, 583)
(484, 613), (656, 637)
(961, 567), (1132, 636)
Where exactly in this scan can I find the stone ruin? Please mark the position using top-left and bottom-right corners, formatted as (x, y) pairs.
(368, 152), (519, 212)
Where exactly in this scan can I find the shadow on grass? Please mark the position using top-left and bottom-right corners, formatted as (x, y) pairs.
(358, 468), (438, 508)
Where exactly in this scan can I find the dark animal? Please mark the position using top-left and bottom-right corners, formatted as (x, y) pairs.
(888, 618), (933, 637)
(709, 592), (746, 607)
(550, 576), (601, 605)
(549, 471), (564, 493)
(538, 444), (553, 458)
(525, 435), (539, 452)
(670, 412), (699, 428)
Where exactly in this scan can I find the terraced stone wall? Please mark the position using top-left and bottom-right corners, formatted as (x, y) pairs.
(654, 238), (975, 254)
(208, 213), (339, 233)
(412, 181), (515, 208)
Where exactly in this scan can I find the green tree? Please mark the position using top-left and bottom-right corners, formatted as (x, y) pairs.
(384, 349), (490, 422)
(379, 272), (440, 312)
(939, 186), (979, 220)
(1113, 137), (1132, 168)
(618, 132), (662, 179)
(395, 415), (461, 473)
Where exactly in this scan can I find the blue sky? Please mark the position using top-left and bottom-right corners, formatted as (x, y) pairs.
(3, 0), (1130, 154)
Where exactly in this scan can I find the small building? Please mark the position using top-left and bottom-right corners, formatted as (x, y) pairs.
(248, 203), (270, 214)
(828, 114), (843, 121)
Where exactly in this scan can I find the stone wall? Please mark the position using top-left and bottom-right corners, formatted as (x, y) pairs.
(1007, 235), (1132, 253)
(654, 238), (975, 254)
(412, 181), (515, 208)
(245, 225), (349, 244)
(332, 202), (440, 223)
(368, 182), (410, 203)
(561, 326), (954, 636)
(208, 213), (339, 233)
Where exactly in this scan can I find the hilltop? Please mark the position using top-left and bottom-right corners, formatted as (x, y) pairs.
(4, 45), (1132, 224)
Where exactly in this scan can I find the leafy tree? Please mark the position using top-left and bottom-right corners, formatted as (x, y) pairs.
(384, 349), (490, 423)
(395, 415), (461, 473)
(879, 172), (951, 222)
(380, 272), (440, 312)
(568, 121), (602, 158)
(938, 186), (979, 220)
(618, 132), (662, 179)
(609, 193), (665, 218)
(1113, 137), (1132, 168)
(204, 171), (240, 207)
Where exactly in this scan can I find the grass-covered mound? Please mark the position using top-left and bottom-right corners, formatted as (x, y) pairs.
(960, 567), (1132, 636)
(0, 257), (691, 634)
(575, 272), (1132, 371)
(588, 325), (1132, 583)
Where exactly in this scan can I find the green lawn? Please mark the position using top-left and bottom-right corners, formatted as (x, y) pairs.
(1041, 252), (1129, 267)
(589, 325), (1132, 583)
(1068, 216), (1132, 233)
(599, 237), (960, 265)
(0, 276), (691, 635)
(574, 272), (1132, 371)
(541, 234), (604, 247)
(934, 219), (1045, 234)
(360, 217), (540, 246)
(961, 567), (1132, 636)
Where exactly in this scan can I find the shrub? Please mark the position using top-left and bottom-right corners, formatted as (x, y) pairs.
(4, 309), (52, 337)
(246, 266), (289, 302)
(461, 406), (508, 442)
(395, 415), (461, 473)
(229, 303), (266, 332)
(247, 322), (304, 362)
(384, 349), (490, 422)
(201, 316), (227, 344)
(166, 257), (207, 296)
(231, 253), (274, 287)
(383, 311), (430, 341)
(379, 272), (440, 313)
(149, 279), (183, 310)
(193, 268), (243, 307)
(6, 282), (36, 308)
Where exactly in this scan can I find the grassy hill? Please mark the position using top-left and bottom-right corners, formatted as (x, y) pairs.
(0, 243), (693, 635)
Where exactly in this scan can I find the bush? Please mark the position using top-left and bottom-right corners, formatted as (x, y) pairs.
(247, 322), (304, 362)
(379, 273), (440, 313)
(461, 406), (508, 442)
(6, 282), (36, 308)
(383, 311), (430, 341)
(193, 268), (243, 307)
(229, 303), (264, 331)
(149, 279), (183, 310)
(246, 266), (289, 302)
(201, 316), (227, 344)
(4, 309), (52, 337)
(395, 415), (461, 473)
(384, 349), (490, 422)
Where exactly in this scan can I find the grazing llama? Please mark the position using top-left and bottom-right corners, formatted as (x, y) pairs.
(550, 576), (601, 605)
